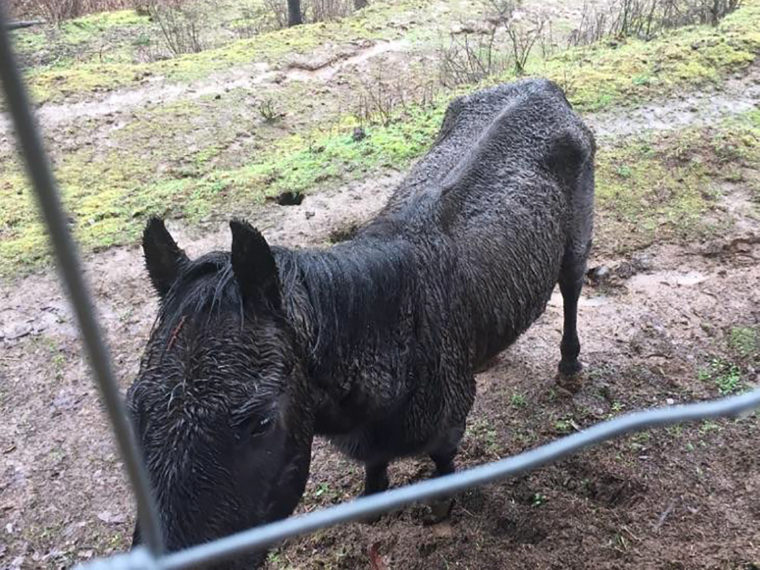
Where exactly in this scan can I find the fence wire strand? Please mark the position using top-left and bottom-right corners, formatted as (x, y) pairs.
(1, 9), (759, 570)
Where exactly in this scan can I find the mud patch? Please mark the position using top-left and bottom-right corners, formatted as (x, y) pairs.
(587, 61), (760, 142)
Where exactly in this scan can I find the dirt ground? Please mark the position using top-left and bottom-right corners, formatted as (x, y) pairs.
(2, 115), (760, 569)
(2, 3), (760, 569)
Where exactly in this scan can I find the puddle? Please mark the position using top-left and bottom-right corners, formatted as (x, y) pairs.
(588, 63), (760, 141)
(627, 270), (709, 294)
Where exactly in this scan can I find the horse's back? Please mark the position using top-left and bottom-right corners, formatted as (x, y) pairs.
(376, 79), (594, 223)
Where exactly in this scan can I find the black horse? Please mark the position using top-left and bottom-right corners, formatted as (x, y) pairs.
(128, 78), (595, 568)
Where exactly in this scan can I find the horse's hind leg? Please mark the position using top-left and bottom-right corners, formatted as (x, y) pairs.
(358, 461), (390, 524)
(559, 163), (594, 378)
(362, 461), (390, 496)
(558, 250), (586, 377)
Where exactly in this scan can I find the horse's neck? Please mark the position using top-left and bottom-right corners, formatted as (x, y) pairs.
(277, 238), (415, 379)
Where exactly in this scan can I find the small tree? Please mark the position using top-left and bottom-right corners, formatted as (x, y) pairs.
(287, 0), (302, 25)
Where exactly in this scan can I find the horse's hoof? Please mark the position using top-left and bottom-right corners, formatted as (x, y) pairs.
(422, 497), (454, 526)
(558, 359), (583, 377)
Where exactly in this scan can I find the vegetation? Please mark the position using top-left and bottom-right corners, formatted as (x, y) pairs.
(2, 0), (759, 277)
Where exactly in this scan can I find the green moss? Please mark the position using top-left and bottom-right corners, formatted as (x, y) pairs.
(11, 9), (151, 74)
(594, 111), (760, 253)
(729, 326), (759, 359)
(528, 0), (760, 111)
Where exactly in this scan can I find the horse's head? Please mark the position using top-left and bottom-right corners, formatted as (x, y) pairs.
(127, 218), (314, 568)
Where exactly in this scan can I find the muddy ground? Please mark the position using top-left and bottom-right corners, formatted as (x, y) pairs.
(2, 116), (760, 569)
(2, 3), (760, 569)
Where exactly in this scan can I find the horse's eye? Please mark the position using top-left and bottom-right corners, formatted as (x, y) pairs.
(250, 416), (273, 438)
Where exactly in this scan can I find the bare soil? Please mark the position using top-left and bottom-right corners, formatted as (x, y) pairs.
(2, 5), (760, 568)
(1, 137), (760, 569)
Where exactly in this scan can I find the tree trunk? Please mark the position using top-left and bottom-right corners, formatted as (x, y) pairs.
(287, 0), (302, 26)
(354, 0), (368, 10)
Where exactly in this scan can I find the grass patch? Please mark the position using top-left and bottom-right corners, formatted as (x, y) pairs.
(473, 0), (760, 112)
(2, 108), (758, 278)
(18, 0), (428, 105)
(729, 326), (759, 359)
(594, 110), (760, 253)
(17, 0), (760, 106)
(3, 1), (760, 277)
(699, 358), (743, 395)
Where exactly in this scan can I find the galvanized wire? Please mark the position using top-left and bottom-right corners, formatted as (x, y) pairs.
(1, 8), (759, 570)
(0, 5), (165, 557)
(78, 388), (760, 570)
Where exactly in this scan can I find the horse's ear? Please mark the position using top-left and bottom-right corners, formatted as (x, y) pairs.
(142, 217), (188, 298)
(229, 219), (280, 310)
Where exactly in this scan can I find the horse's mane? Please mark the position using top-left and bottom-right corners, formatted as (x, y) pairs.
(154, 252), (243, 347)
(152, 235), (416, 377)
(276, 236), (415, 374)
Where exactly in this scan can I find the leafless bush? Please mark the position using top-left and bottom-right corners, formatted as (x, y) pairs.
(8, 0), (134, 21)
(438, 30), (511, 88)
(352, 68), (437, 128)
(506, 13), (546, 74)
(258, 97), (285, 123)
(480, 0), (521, 25)
(306, 0), (353, 22)
(29, 0), (83, 21)
(260, 0), (288, 29)
(146, 0), (205, 56)
(439, 0), (548, 85)
(567, 0), (609, 46)
(568, 0), (742, 46)
(353, 69), (407, 127)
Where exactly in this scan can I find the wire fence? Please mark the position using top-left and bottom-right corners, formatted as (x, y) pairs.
(2, 8), (759, 570)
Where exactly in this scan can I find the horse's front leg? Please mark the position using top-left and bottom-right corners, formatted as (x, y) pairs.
(358, 460), (390, 524)
(424, 421), (465, 524)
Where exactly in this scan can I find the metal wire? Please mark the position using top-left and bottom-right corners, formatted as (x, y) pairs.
(76, 388), (760, 570)
(1, 8), (759, 570)
(0, 5), (165, 557)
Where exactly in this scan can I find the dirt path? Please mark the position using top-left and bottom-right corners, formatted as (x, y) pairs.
(0, 39), (409, 136)
(587, 62), (760, 142)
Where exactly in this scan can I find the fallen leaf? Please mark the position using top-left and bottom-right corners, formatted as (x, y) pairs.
(431, 522), (454, 538)
(368, 541), (387, 570)
(97, 511), (126, 525)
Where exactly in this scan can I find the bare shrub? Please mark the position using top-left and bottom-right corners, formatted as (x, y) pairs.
(438, 30), (511, 88)
(9, 0), (135, 21)
(506, 13), (546, 74)
(480, 0), (521, 25)
(354, 69), (407, 127)
(352, 67), (437, 128)
(438, 0), (552, 85)
(567, 0), (609, 46)
(258, 97), (285, 123)
(307, 0), (353, 22)
(260, 0), (288, 30)
(568, 0), (742, 46)
(147, 0), (205, 56)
